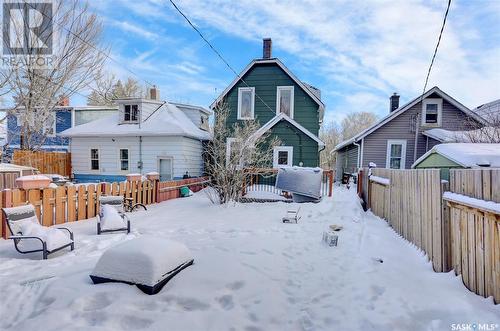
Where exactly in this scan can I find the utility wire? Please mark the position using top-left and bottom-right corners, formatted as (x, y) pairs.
(414, 0), (452, 162)
(21, 0), (156, 88)
(168, 0), (276, 114)
(422, 0), (452, 96)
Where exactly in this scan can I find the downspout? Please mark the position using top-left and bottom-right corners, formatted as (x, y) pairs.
(413, 113), (420, 166)
(360, 138), (364, 168)
(353, 141), (361, 171)
(138, 136), (143, 174)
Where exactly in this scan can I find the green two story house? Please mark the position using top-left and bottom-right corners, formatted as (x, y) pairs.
(211, 39), (325, 168)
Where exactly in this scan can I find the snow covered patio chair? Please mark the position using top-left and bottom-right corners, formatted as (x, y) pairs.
(97, 196), (130, 235)
(2, 204), (74, 260)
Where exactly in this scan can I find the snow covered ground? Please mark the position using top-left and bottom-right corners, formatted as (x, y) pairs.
(0, 187), (498, 331)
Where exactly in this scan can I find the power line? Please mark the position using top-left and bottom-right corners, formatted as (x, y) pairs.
(21, 0), (156, 88)
(422, 0), (452, 95)
(414, 0), (452, 162)
(168, 0), (276, 114)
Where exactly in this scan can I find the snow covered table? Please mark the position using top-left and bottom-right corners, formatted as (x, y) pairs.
(90, 236), (194, 295)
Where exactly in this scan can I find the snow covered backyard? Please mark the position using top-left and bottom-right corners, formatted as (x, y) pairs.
(0, 188), (498, 331)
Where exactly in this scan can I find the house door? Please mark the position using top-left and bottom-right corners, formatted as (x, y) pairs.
(159, 158), (173, 181)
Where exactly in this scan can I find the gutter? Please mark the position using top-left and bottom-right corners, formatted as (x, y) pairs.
(353, 141), (361, 170)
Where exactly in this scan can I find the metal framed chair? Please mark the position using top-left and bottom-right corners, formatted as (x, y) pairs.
(282, 207), (301, 223)
(97, 196), (130, 235)
(2, 204), (74, 259)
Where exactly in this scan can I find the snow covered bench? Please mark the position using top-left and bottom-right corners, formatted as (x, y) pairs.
(90, 236), (194, 295)
(2, 204), (74, 259)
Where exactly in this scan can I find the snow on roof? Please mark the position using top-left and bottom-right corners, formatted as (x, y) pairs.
(471, 98), (500, 123)
(333, 86), (484, 152)
(423, 127), (500, 143)
(0, 163), (36, 172)
(170, 102), (212, 115)
(59, 102), (211, 140)
(412, 143), (500, 168)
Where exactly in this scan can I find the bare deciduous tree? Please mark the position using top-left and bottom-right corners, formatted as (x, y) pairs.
(319, 121), (341, 169)
(340, 111), (377, 140)
(204, 103), (279, 204)
(1, 0), (106, 150)
(87, 72), (144, 106)
(461, 102), (500, 143)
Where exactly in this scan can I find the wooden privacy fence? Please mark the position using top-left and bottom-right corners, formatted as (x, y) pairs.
(157, 177), (210, 202)
(367, 168), (449, 272)
(13, 150), (72, 177)
(0, 176), (210, 239)
(444, 169), (500, 304)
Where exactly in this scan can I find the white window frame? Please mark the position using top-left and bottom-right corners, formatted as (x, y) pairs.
(90, 147), (100, 171)
(385, 140), (407, 169)
(421, 98), (443, 127)
(122, 104), (140, 123)
(119, 148), (130, 172)
(273, 146), (293, 168)
(276, 86), (294, 118)
(237, 87), (255, 120)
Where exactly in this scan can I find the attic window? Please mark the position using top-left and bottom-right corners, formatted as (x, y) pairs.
(422, 98), (442, 126)
(237, 87), (255, 120)
(124, 104), (139, 122)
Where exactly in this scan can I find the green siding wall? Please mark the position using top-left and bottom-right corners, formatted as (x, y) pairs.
(221, 62), (321, 167)
(266, 120), (319, 167)
(414, 152), (461, 168)
(223, 63), (320, 134)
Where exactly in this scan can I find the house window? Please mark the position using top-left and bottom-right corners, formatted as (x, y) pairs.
(90, 148), (99, 170)
(123, 104), (139, 122)
(386, 140), (406, 169)
(276, 86), (294, 118)
(273, 146), (293, 168)
(237, 87), (255, 120)
(422, 98), (442, 126)
(119, 149), (129, 171)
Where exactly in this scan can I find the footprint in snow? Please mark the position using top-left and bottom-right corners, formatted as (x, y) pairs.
(226, 281), (245, 291)
(216, 294), (234, 310)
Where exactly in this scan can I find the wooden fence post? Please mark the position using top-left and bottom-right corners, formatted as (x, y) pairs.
(328, 170), (333, 197)
(1, 189), (12, 239)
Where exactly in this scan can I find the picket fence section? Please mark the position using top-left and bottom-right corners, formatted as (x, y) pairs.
(1, 176), (209, 239)
(445, 169), (500, 304)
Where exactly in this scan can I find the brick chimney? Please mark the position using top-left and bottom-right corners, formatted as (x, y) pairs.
(263, 38), (272, 59)
(148, 85), (160, 101)
(58, 95), (69, 107)
(390, 93), (400, 112)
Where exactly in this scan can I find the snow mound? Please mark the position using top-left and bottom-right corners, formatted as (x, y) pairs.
(90, 236), (194, 295)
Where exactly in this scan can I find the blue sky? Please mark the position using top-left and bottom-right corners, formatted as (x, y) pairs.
(77, 0), (500, 125)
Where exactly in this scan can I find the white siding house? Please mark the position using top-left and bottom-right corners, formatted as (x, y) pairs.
(60, 98), (211, 183)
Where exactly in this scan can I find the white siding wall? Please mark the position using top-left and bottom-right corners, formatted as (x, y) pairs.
(70, 136), (204, 178)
